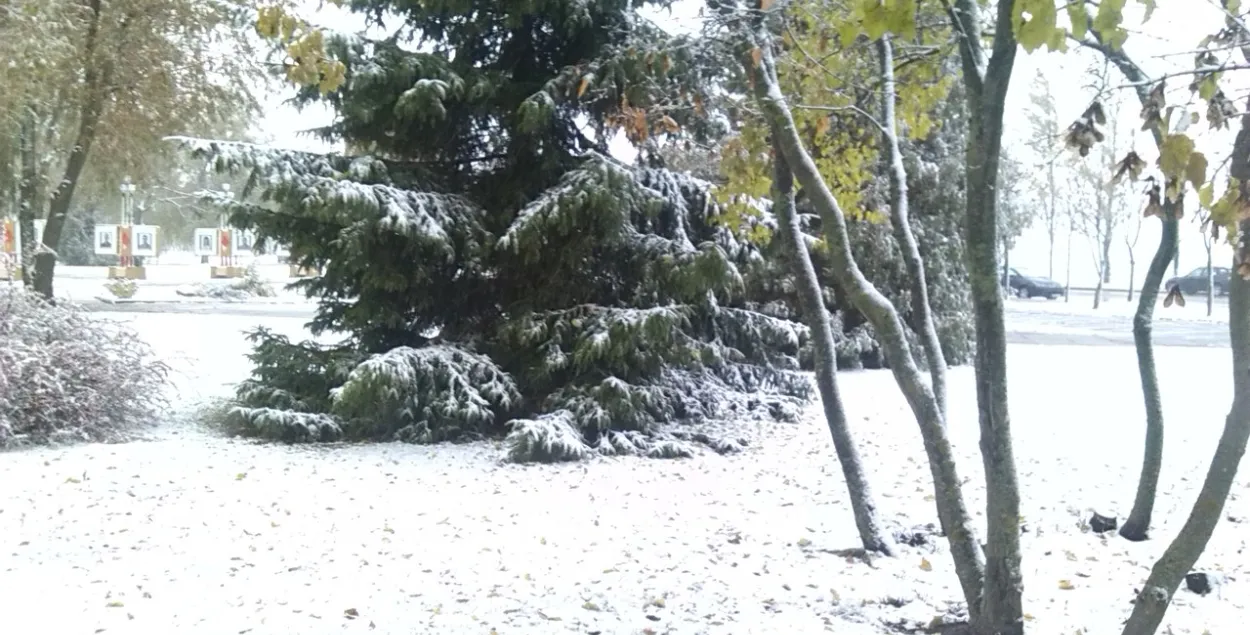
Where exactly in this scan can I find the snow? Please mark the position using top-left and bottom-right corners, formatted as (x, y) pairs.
(2, 311), (1247, 634)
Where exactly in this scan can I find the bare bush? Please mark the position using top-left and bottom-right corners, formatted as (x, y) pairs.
(0, 287), (169, 448)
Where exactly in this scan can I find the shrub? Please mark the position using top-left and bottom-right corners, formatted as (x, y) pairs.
(0, 288), (169, 448)
(104, 278), (139, 299)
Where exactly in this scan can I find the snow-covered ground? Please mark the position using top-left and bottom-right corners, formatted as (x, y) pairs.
(2, 313), (1246, 634)
(1012, 289), (1229, 324)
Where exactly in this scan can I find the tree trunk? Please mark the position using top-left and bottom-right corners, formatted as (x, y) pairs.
(18, 106), (38, 288)
(877, 35), (947, 417)
(951, 0), (1023, 631)
(1103, 229), (1114, 284)
(1093, 258), (1104, 310)
(1128, 255), (1136, 303)
(772, 142), (895, 556)
(743, 29), (986, 615)
(1002, 238), (1011, 298)
(1047, 164), (1057, 280)
(1120, 223), (1250, 634)
(1065, 221), (1074, 302)
(1082, 30), (1190, 546)
(31, 0), (107, 299)
(1119, 210), (1178, 542)
(1206, 244), (1215, 317)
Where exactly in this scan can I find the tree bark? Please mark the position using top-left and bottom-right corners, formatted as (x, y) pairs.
(743, 28), (986, 615)
(1206, 242), (1214, 317)
(772, 142), (895, 556)
(31, 0), (108, 299)
(949, 0), (1023, 631)
(1120, 219), (1250, 634)
(1079, 31), (1182, 545)
(1047, 163), (1057, 280)
(1103, 229), (1113, 284)
(18, 106), (38, 288)
(877, 35), (947, 417)
(1120, 207), (1178, 542)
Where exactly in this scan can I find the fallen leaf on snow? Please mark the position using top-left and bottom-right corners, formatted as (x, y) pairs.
(919, 558), (932, 572)
(1058, 579), (1075, 590)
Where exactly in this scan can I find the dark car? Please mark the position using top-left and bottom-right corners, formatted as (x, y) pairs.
(1165, 266), (1230, 297)
(1002, 267), (1064, 299)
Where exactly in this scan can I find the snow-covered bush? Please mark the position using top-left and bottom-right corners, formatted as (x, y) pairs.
(233, 264), (276, 297)
(175, 265), (276, 300)
(103, 278), (138, 299)
(331, 344), (521, 442)
(0, 288), (169, 448)
(504, 411), (593, 463)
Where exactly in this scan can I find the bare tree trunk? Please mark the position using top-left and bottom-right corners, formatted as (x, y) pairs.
(31, 0), (108, 299)
(1047, 164), (1057, 280)
(1002, 239), (1011, 297)
(877, 35), (947, 417)
(1128, 256), (1136, 303)
(1120, 209), (1178, 541)
(1102, 229), (1113, 284)
(1121, 222), (1250, 633)
(743, 29), (986, 616)
(1065, 220), (1074, 302)
(772, 143), (895, 556)
(950, 1), (1023, 630)
(1093, 261), (1104, 310)
(1206, 242), (1215, 317)
(18, 106), (38, 288)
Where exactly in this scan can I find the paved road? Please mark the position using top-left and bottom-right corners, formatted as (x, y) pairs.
(79, 298), (1232, 349)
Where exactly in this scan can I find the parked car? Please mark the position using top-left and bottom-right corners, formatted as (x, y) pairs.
(1165, 266), (1230, 297)
(1002, 267), (1064, 299)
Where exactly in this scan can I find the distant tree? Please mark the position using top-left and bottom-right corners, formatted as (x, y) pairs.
(996, 151), (1035, 295)
(1025, 70), (1065, 279)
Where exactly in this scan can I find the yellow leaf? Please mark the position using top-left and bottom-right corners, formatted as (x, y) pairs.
(1186, 151), (1209, 192)
(577, 75), (591, 98)
(661, 115), (680, 134)
(750, 47), (762, 68)
(919, 558), (933, 571)
(1158, 134), (1196, 180)
(1066, 2), (1089, 39)
(1058, 579), (1075, 590)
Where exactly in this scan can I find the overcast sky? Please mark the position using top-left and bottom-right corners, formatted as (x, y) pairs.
(256, 0), (1241, 290)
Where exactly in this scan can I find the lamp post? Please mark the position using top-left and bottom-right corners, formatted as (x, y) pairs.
(220, 183), (234, 267)
(119, 177), (136, 267)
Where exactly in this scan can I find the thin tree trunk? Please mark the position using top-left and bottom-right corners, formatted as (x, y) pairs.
(1082, 31), (1183, 545)
(1128, 257), (1136, 302)
(1121, 221), (1250, 633)
(1119, 209), (1178, 541)
(1103, 229), (1114, 284)
(772, 142), (894, 556)
(1048, 164), (1057, 280)
(877, 35), (947, 417)
(1066, 221), (1074, 302)
(1207, 245), (1215, 317)
(18, 106), (38, 288)
(1002, 239), (1011, 297)
(743, 29), (986, 615)
(1094, 259), (1104, 309)
(950, 0), (1023, 630)
(32, 0), (108, 299)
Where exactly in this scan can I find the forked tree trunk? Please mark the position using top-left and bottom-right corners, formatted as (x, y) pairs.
(1120, 83), (1250, 632)
(877, 35), (947, 417)
(950, 0), (1023, 630)
(742, 29), (986, 616)
(1121, 223), (1250, 634)
(772, 143), (894, 556)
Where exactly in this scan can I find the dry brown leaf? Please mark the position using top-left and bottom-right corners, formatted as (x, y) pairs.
(1058, 579), (1075, 590)
(919, 558), (933, 571)
(750, 47), (763, 68)
(577, 75), (590, 98)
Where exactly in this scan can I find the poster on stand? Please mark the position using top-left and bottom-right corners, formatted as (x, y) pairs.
(193, 228), (217, 256)
(132, 225), (158, 257)
(233, 229), (256, 257)
(94, 224), (118, 256)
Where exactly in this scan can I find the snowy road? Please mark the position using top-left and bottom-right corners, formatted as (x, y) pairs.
(76, 296), (1235, 348)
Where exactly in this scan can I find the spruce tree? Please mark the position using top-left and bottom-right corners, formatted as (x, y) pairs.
(183, 0), (813, 460)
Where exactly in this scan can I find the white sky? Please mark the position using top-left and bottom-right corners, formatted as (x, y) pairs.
(255, 0), (1240, 290)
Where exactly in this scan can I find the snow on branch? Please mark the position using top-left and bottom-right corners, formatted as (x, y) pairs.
(331, 344), (522, 442)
